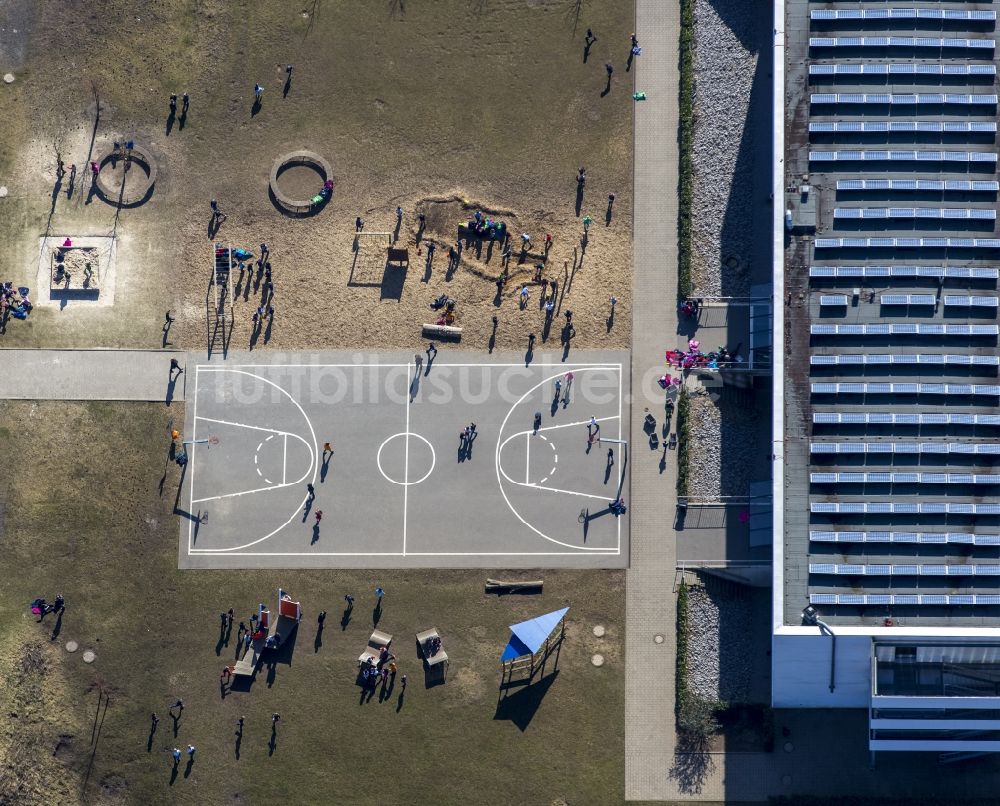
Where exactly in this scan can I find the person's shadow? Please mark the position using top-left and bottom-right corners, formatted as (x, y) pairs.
(575, 183), (584, 217)
(314, 623), (323, 653)
(166, 111), (175, 136)
(321, 454), (331, 482)
(373, 602), (382, 627)
(235, 728), (242, 759)
(50, 611), (63, 641)
(584, 39), (594, 63)
(525, 342), (534, 367)
(341, 605), (352, 631)
(607, 307), (615, 332)
(169, 765), (178, 786)
(283, 74), (292, 98)
(311, 523), (320, 544)
(466, 432), (477, 459)
(605, 457), (615, 485)
(268, 727), (277, 756)
(146, 725), (156, 753)
(251, 97), (262, 117)
(183, 758), (193, 778)
(601, 76), (611, 97)
(171, 713), (180, 737)
(302, 498), (313, 522)
(488, 320), (498, 353)
(179, 109), (187, 130)
(396, 689), (406, 712)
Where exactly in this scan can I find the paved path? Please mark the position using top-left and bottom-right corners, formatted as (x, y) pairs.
(625, 0), (683, 801)
(0, 349), (185, 401)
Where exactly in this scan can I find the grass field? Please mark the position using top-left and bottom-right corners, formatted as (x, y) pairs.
(0, 401), (625, 805)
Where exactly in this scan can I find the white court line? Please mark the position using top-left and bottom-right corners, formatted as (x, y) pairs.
(187, 361), (624, 557)
(617, 368), (623, 554)
(196, 362), (622, 369)
(282, 434), (287, 485)
(403, 361), (411, 556)
(188, 367), (200, 553)
(191, 549), (618, 556)
(186, 368), (317, 553)
(525, 432), (531, 484)
(533, 415), (620, 434)
(195, 415), (306, 438)
(494, 366), (624, 552)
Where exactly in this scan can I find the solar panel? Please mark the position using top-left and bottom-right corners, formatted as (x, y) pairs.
(815, 238), (1000, 249)
(809, 37), (996, 50)
(811, 93), (998, 105)
(809, 324), (1000, 336)
(809, 266), (999, 278)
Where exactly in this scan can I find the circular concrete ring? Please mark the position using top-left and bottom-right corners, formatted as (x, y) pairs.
(65, 641), (78, 653)
(3, 73), (14, 84)
(653, 633), (665, 645)
(83, 650), (96, 663)
(269, 150), (332, 217)
(95, 143), (157, 207)
(591, 653), (605, 667)
(592, 625), (606, 638)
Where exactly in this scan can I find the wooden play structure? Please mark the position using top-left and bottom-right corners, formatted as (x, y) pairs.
(233, 589), (302, 678)
(499, 607), (567, 685)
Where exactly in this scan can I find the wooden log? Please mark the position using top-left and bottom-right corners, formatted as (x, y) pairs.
(485, 578), (543, 594)
(421, 323), (462, 341)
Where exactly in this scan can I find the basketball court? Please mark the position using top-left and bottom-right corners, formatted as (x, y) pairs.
(178, 351), (630, 568)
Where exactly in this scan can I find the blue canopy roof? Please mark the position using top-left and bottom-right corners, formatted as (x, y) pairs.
(500, 607), (569, 661)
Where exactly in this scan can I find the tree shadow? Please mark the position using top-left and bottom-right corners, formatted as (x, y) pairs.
(668, 734), (715, 795)
(493, 670), (559, 732)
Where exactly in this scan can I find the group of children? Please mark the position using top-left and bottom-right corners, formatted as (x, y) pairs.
(0, 281), (31, 323)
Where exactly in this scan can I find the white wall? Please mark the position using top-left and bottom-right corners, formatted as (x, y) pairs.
(772, 633), (872, 708)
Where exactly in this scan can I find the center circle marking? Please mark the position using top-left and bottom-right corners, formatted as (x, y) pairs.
(377, 432), (435, 486)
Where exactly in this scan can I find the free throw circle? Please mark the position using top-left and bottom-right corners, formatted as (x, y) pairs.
(377, 432), (435, 486)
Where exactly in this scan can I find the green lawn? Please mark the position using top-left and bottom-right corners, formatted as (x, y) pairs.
(0, 401), (625, 805)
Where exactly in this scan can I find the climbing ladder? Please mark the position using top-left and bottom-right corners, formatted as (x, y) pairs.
(209, 242), (232, 356)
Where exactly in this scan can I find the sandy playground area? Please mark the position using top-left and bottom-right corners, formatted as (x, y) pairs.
(0, 0), (634, 354)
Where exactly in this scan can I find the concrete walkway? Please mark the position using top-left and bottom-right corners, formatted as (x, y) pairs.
(0, 349), (185, 401)
(625, 0), (683, 801)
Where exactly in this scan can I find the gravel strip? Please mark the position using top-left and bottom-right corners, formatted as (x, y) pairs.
(685, 583), (752, 703)
(690, 0), (761, 297)
(686, 391), (756, 498)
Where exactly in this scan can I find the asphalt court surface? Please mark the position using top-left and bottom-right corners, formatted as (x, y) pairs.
(179, 351), (630, 568)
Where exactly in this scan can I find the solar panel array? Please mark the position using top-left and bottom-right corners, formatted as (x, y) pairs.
(800, 4), (1000, 615)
